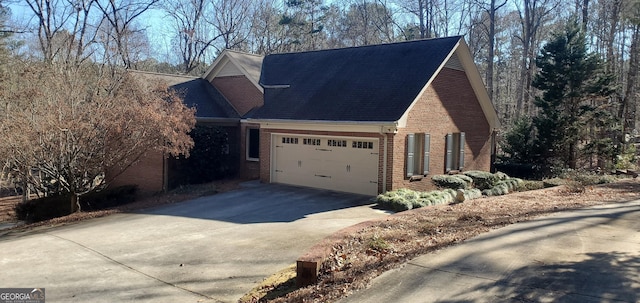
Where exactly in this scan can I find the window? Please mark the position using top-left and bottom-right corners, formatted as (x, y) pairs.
(247, 128), (260, 161)
(446, 132), (465, 172)
(282, 137), (298, 144)
(327, 139), (347, 147)
(303, 138), (321, 146)
(352, 141), (374, 149)
(406, 133), (430, 177)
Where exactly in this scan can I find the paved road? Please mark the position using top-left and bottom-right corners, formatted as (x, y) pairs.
(340, 199), (640, 303)
(0, 182), (388, 303)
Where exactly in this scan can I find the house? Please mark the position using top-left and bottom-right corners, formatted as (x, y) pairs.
(112, 36), (498, 196)
(246, 36), (499, 195)
(109, 50), (263, 193)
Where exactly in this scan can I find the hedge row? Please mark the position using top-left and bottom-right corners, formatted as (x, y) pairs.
(15, 185), (137, 223)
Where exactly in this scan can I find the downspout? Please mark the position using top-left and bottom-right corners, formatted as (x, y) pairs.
(380, 126), (388, 193)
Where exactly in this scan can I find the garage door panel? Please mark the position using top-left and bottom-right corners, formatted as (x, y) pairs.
(272, 135), (379, 196)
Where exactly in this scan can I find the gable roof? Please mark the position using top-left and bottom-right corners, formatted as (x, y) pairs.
(130, 71), (239, 120)
(203, 50), (264, 92)
(251, 36), (499, 129)
(253, 36), (461, 122)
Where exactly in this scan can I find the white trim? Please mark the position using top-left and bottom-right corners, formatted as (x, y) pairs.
(247, 119), (398, 134)
(246, 127), (260, 162)
(397, 40), (459, 128)
(396, 37), (500, 130)
(455, 39), (500, 129)
(203, 50), (264, 93)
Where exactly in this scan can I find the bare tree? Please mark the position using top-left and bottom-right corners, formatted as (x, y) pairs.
(0, 61), (195, 211)
(209, 0), (253, 52)
(163, 0), (218, 74)
(514, 0), (559, 118)
(96, 0), (159, 68)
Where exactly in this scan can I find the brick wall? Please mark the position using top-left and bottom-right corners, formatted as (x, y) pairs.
(390, 67), (492, 192)
(212, 76), (263, 116)
(108, 150), (165, 195)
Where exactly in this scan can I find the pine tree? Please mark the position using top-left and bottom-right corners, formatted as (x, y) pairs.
(532, 19), (616, 170)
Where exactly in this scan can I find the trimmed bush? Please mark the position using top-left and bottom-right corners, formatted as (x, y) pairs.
(431, 175), (469, 189)
(81, 185), (138, 211)
(463, 170), (500, 190)
(482, 178), (523, 196)
(15, 194), (73, 223)
(456, 175), (474, 185)
(14, 185), (138, 223)
(517, 180), (545, 191)
(375, 187), (484, 212)
(462, 188), (483, 200)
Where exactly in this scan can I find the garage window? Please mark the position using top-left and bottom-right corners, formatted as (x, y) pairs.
(406, 133), (430, 178)
(328, 139), (347, 147)
(445, 132), (465, 172)
(352, 141), (374, 149)
(303, 138), (321, 145)
(247, 128), (260, 161)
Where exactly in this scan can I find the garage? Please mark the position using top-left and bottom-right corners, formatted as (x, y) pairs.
(271, 135), (379, 195)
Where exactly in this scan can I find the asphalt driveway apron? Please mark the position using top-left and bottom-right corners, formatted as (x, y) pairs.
(0, 182), (388, 302)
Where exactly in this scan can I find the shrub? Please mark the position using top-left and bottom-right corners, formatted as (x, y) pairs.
(431, 175), (469, 189)
(15, 194), (73, 223)
(462, 188), (483, 200)
(463, 170), (500, 190)
(375, 188), (458, 212)
(80, 185), (138, 211)
(481, 178), (522, 196)
(543, 178), (566, 188)
(14, 185), (138, 223)
(517, 180), (545, 191)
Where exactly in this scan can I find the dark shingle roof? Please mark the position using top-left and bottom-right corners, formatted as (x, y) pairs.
(129, 71), (239, 119)
(252, 36), (461, 122)
(171, 78), (239, 119)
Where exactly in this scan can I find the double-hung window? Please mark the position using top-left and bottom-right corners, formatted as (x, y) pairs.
(406, 133), (431, 178)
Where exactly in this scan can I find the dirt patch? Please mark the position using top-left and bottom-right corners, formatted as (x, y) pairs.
(0, 196), (21, 222)
(264, 178), (640, 303)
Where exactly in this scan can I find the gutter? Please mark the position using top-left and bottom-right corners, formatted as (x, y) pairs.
(196, 117), (241, 124)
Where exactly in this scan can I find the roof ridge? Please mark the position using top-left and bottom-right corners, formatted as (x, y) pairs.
(224, 49), (264, 58)
(269, 36), (462, 56)
(127, 69), (199, 79)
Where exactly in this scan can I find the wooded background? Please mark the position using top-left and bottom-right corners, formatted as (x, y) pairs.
(2, 0), (639, 132)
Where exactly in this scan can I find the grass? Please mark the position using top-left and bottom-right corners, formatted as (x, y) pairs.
(238, 264), (298, 303)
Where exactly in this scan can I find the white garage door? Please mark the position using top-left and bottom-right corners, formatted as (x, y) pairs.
(272, 135), (379, 195)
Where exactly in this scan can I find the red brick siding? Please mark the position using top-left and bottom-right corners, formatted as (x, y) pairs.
(212, 76), (263, 116)
(390, 67), (492, 192)
(109, 150), (165, 195)
(258, 129), (385, 193)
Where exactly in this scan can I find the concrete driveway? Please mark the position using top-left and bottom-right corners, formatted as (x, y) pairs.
(340, 199), (640, 303)
(0, 182), (388, 303)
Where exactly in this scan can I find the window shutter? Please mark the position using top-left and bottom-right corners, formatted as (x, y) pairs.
(459, 132), (465, 170)
(445, 133), (453, 172)
(406, 134), (415, 177)
(423, 134), (430, 175)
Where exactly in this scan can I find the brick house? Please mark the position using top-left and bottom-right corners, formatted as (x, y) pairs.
(247, 36), (499, 195)
(113, 36), (498, 196)
(110, 50), (263, 193)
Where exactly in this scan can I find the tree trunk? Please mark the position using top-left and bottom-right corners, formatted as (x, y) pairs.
(71, 194), (80, 213)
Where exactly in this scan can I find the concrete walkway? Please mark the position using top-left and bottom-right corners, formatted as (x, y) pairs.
(340, 199), (640, 303)
(0, 183), (388, 303)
